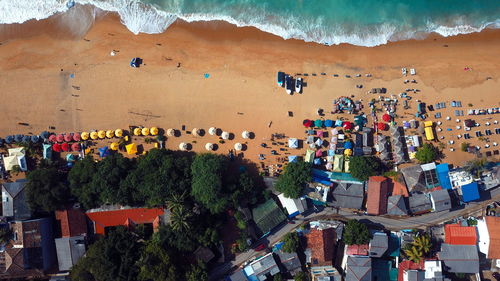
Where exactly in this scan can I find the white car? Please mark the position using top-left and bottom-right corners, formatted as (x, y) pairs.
(295, 77), (303, 93)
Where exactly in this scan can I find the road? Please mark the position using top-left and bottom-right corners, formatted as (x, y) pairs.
(209, 187), (500, 280)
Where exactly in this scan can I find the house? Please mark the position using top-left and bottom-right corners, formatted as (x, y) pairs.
(252, 199), (286, 237)
(387, 195), (408, 216)
(243, 252), (280, 281)
(420, 163), (440, 188)
(408, 193), (432, 215)
(403, 270), (425, 281)
(484, 216), (500, 260)
(460, 182), (480, 202)
(86, 207), (165, 236)
(401, 165), (426, 192)
(390, 176), (409, 197)
(55, 236), (86, 272)
(227, 269), (247, 281)
(345, 256), (371, 281)
(366, 176), (389, 215)
(436, 164), (452, 190)
(305, 227), (340, 281)
(444, 224), (477, 245)
(448, 169), (474, 188)
(437, 244), (479, 274)
(429, 189), (451, 212)
(423, 260), (450, 281)
(2, 179), (31, 220)
(277, 193), (308, 218)
(398, 260), (424, 281)
(482, 166), (500, 190)
(0, 218), (57, 279)
(275, 250), (302, 275)
(346, 244), (369, 256)
(369, 232), (388, 258)
(330, 182), (365, 210)
(55, 206), (87, 238)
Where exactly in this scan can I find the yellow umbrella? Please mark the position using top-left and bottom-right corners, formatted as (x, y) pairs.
(344, 149), (352, 156)
(90, 131), (99, 140)
(142, 127), (150, 136)
(150, 127), (159, 136)
(110, 142), (119, 150)
(115, 129), (123, 137)
(106, 130), (114, 138)
(98, 130), (106, 139)
(81, 132), (90, 140)
(133, 128), (142, 136)
(126, 143), (138, 155)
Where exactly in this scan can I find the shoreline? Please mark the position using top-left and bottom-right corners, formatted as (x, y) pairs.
(0, 14), (499, 166)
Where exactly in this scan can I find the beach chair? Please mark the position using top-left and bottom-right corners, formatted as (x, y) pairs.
(496, 128), (500, 134)
(434, 113), (441, 118)
(410, 68), (416, 75)
(451, 101), (456, 107)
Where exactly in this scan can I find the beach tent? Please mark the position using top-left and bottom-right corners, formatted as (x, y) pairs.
(335, 120), (343, 127)
(98, 146), (109, 157)
(110, 142), (119, 151)
(327, 155), (334, 163)
(205, 143), (214, 151)
(343, 122), (353, 130)
(303, 120), (313, 128)
(377, 122), (387, 131)
(97, 130), (106, 139)
(315, 150), (323, 157)
(324, 120), (334, 127)
(344, 141), (353, 149)
(133, 128), (142, 136)
(316, 130), (323, 137)
(331, 128), (339, 135)
(242, 131), (250, 139)
(315, 138), (323, 147)
(126, 143), (138, 155)
(5, 135), (14, 144)
(43, 144), (52, 160)
(313, 158), (321, 165)
(8, 147), (25, 157)
(179, 142), (187, 151)
(142, 127), (150, 136)
(192, 128), (199, 136)
(106, 130), (114, 138)
(167, 128), (175, 136)
(288, 155), (298, 163)
(333, 155), (344, 172)
(221, 132), (230, 140)
(40, 131), (50, 140)
(234, 143), (243, 151)
(305, 149), (315, 163)
(382, 113), (391, 122)
(208, 127), (217, 135)
(64, 134), (72, 142)
(288, 138), (299, 149)
(314, 119), (323, 128)
(30, 135), (39, 143)
(73, 133), (81, 141)
(326, 162), (333, 170)
(90, 132), (99, 140)
(71, 143), (81, 152)
(3, 156), (18, 171)
(61, 143), (70, 152)
(150, 127), (159, 136)
(56, 134), (64, 143)
(344, 158), (350, 173)
(81, 132), (90, 140)
(52, 143), (62, 152)
(115, 129), (123, 137)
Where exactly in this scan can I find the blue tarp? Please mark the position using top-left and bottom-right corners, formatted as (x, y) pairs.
(436, 163), (452, 190)
(288, 155), (298, 163)
(312, 168), (363, 184)
(462, 182), (480, 202)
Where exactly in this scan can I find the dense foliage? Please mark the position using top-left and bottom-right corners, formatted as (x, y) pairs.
(294, 271), (308, 281)
(282, 232), (300, 253)
(403, 235), (431, 263)
(191, 154), (228, 213)
(349, 156), (382, 181)
(343, 220), (370, 245)
(275, 160), (311, 198)
(415, 143), (438, 164)
(25, 166), (70, 212)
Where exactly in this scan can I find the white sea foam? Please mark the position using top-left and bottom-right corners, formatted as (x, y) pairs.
(0, 0), (499, 47)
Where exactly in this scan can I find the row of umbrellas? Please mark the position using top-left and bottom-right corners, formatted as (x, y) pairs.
(179, 142), (244, 151)
(303, 119), (354, 130)
(52, 143), (81, 152)
(168, 127), (252, 140)
(132, 127), (159, 136)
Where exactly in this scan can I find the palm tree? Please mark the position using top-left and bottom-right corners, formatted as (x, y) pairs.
(166, 191), (188, 212)
(170, 206), (191, 232)
(464, 158), (488, 178)
(404, 245), (423, 263)
(413, 235), (431, 255)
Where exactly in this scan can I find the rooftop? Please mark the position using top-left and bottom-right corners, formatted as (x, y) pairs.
(366, 176), (389, 215)
(330, 182), (365, 210)
(346, 256), (371, 281)
(252, 199), (286, 237)
(86, 207), (164, 235)
(408, 193), (431, 215)
(486, 216), (500, 259)
(346, 244), (369, 256)
(387, 195), (408, 216)
(55, 236), (86, 272)
(437, 244), (479, 274)
(429, 189), (451, 212)
(444, 224), (477, 245)
(460, 182), (480, 202)
(55, 207), (87, 238)
(369, 232), (388, 258)
(306, 228), (336, 266)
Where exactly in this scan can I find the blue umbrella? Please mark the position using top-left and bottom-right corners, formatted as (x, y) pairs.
(40, 131), (50, 140)
(288, 155), (298, 163)
(14, 134), (23, 143)
(98, 146), (109, 158)
(31, 135), (40, 143)
(5, 135), (14, 144)
(313, 158), (321, 165)
(335, 120), (343, 127)
(22, 135), (31, 143)
(324, 119), (334, 127)
(344, 141), (353, 149)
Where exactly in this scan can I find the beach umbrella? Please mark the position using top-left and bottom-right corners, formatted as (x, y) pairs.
(142, 127), (150, 136)
(344, 141), (353, 149)
(166, 128), (175, 137)
(303, 120), (313, 128)
(5, 135), (14, 144)
(382, 113), (391, 122)
(40, 131), (50, 140)
(90, 131), (98, 140)
(22, 135), (31, 143)
(205, 143), (214, 151)
(98, 130), (106, 139)
(106, 130), (114, 138)
(241, 131), (250, 139)
(115, 129), (123, 137)
(55, 134), (64, 143)
(98, 146), (109, 157)
(73, 133), (81, 142)
(179, 142), (187, 151)
(234, 143), (243, 151)
(316, 130), (323, 137)
(324, 120), (334, 127)
(14, 134), (23, 143)
(71, 143), (80, 151)
(192, 128), (199, 136)
(221, 132), (229, 140)
(30, 135), (39, 143)
(314, 119), (323, 128)
(110, 142), (119, 151)
(66, 154), (76, 162)
(61, 142), (70, 152)
(52, 143), (62, 152)
(343, 122), (353, 130)
(63, 134), (72, 142)
(133, 128), (142, 136)
(377, 122), (387, 131)
(331, 128), (338, 135)
(126, 143), (138, 155)
(150, 127), (159, 136)
(315, 138), (323, 147)
(344, 149), (353, 156)
(313, 158), (321, 165)
(315, 150), (323, 157)
(208, 127), (217, 135)
(81, 132), (89, 140)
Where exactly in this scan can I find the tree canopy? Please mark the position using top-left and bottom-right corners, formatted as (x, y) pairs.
(294, 271), (308, 281)
(185, 261), (208, 281)
(138, 238), (178, 281)
(415, 143), (439, 164)
(349, 156), (382, 181)
(282, 232), (300, 253)
(68, 156), (99, 209)
(275, 160), (311, 198)
(191, 153), (228, 214)
(403, 234), (431, 263)
(343, 220), (370, 245)
(25, 166), (70, 213)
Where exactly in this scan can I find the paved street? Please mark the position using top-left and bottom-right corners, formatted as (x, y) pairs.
(209, 187), (500, 280)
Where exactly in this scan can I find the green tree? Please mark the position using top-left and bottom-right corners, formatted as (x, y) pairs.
(282, 232), (300, 253)
(403, 234), (431, 263)
(25, 167), (70, 212)
(274, 274), (284, 281)
(461, 142), (470, 152)
(275, 160), (311, 198)
(343, 220), (370, 245)
(464, 158), (488, 178)
(185, 261), (208, 281)
(138, 238), (178, 281)
(349, 156), (382, 181)
(95, 153), (136, 205)
(68, 156), (100, 209)
(294, 271), (308, 281)
(170, 205), (192, 232)
(191, 154), (228, 214)
(415, 143), (439, 164)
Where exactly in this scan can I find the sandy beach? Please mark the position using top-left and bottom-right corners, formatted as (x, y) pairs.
(0, 12), (499, 167)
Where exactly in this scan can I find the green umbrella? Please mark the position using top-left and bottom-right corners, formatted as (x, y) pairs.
(314, 119), (323, 128)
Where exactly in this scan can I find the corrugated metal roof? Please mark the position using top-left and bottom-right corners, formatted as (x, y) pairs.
(461, 182), (480, 202)
(444, 224), (477, 245)
(86, 208), (164, 235)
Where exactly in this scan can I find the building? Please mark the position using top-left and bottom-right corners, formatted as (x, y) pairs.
(366, 176), (389, 215)
(444, 224), (477, 245)
(275, 250), (302, 275)
(398, 260), (424, 281)
(55, 236), (86, 272)
(345, 256), (371, 281)
(448, 169), (474, 189)
(420, 163), (440, 188)
(484, 216), (500, 260)
(437, 244), (479, 274)
(408, 193), (432, 215)
(482, 166), (500, 190)
(423, 260), (450, 281)
(460, 182), (480, 202)
(429, 189), (452, 212)
(55, 206), (87, 238)
(306, 227), (341, 281)
(436, 164), (452, 190)
(227, 269), (248, 281)
(369, 232), (388, 258)
(1, 179), (31, 220)
(387, 195), (408, 216)
(330, 182), (365, 210)
(277, 193), (308, 218)
(391, 176), (409, 197)
(86, 207), (165, 236)
(243, 252), (280, 281)
(401, 165), (426, 192)
(346, 244), (369, 256)
(252, 199), (286, 237)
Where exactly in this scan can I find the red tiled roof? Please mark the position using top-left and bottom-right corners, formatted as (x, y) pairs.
(444, 224), (477, 245)
(391, 178), (409, 197)
(486, 216), (500, 258)
(397, 260), (424, 281)
(86, 208), (164, 235)
(366, 176), (389, 215)
(305, 228), (336, 266)
(55, 208), (87, 238)
(346, 244), (369, 256)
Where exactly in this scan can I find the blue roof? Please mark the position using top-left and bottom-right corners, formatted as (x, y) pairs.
(436, 163), (452, 190)
(462, 182), (480, 202)
(312, 168), (363, 184)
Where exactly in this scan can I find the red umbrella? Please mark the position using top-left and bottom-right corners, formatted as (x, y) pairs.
(382, 113), (391, 122)
(73, 133), (81, 142)
(343, 122), (353, 130)
(303, 119), (313, 127)
(377, 122), (387, 131)
(52, 143), (62, 152)
(61, 142), (70, 152)
(315, 150), (323, 157)
(49, 134), (57, 143)
(56, 134), (64, 143)
(64, 134), (73, 142)
(71, 143), (81, 152)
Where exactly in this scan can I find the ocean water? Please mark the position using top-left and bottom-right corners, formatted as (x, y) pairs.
(0, 0), (499, 47)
